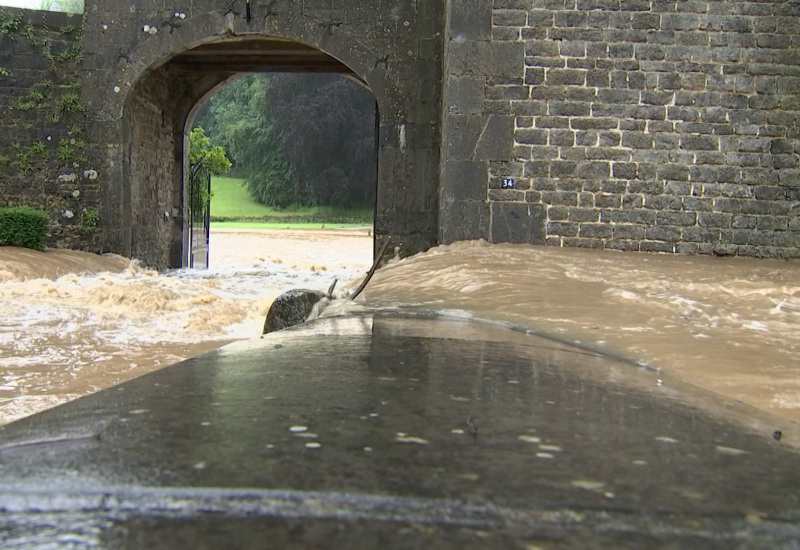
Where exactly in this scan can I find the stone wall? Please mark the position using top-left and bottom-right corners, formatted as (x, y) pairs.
(2, 1), (445, 268)
(81, 0), (444, 268)
(440, 0), (800, 259)
(1, 1), (798, 264)
(0, 8), (100, 251)
(125, 67), (186, 268)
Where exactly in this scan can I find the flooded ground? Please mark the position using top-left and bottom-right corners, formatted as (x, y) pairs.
(362, 241), (800, 425)
(1, 229), (799, 427)
(0, 228), (373, 424)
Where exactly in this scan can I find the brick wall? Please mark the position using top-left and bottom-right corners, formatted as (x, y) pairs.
(2, 2), (798, 261)
(442, 0), (800, 259)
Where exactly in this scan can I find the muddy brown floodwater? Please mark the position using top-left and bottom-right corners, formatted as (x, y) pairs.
(0, 228), (373, 424)
(1, 229), (799, 431)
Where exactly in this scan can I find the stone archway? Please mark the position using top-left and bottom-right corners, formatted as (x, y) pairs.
(96, 10), (442, 269)
(181, 60), (378, 269)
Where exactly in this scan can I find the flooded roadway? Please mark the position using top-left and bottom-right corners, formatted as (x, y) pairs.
(0, 228), (373, 424)
(1, 229), (799, 427)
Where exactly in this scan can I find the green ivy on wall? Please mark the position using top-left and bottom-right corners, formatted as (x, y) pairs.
(0, 9), (88, 177)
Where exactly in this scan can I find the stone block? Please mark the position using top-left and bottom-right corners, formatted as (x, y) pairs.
(608, 239), (642, 251)
(579, 223), (613, 238)
(541, 191), (578, 206)
(641, 241), (675, 253)
(546, 69), (587, 86)
(571, 117), (619, 130)
(563, 237), (606, 249)
(476, 117), (515, 160)
(622, 194), (644, 209)
(547, 222), (579, 236)
(568, 208), (600, 222)
(774, 231), (800, 248)
(628, 180), (665, 195)
(682, 226), (721, 243)
(516, 128), (548, 145)
(550, 161), (577, 177)
(622, 132), (654, 149)
(612, 162), (637, 180)
(494, 9), (528, 28)
(591, 193), (619, 209)
(680, 135), (719, 151)
(440, 199), (490, 243)
(699, 213), (732, 228)
(757, 217), (789, 231)
(644, 194), (683, 210)
(547, 206), (569, 221)
(576, 161), (610, 179)
(682, 197), (713, 212)
(656, 164), (690, 181)
(741, 200), (778, 215)
(489, 189), (525, 201)
(446, 76), (485, 115)
(714, 198), (746, 213)
(491, 202), (546, 244)
(441, 161), (488, 202)
(449, 0), (492, 40)
(556, 179), (584, 192)
(449, 41), (524, 79)
(657, 211), (697, 226)
(550, 130), (575, 146)
(613, 224), (646, 240)
(549, 101), (591, 116)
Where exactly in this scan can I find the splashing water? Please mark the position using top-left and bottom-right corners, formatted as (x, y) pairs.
(0, 229), (373, 424)
(2, 231), (799, 427)
(357, 240), (800, 423)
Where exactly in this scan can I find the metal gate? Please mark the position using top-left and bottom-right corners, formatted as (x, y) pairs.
(187, 160), (211, 269)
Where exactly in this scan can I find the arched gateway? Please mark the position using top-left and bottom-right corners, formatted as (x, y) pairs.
(93, 6), (442, 268)
(3, 1), (797, 263)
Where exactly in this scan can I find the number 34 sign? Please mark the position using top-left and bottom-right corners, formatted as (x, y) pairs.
(501, 178), (515, 189)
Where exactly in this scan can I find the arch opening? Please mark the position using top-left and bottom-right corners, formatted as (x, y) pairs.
(122, 35), (378, 270)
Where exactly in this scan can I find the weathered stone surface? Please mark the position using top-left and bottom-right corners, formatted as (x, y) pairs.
(262, 289), (326, 334)
(1, 0), (799, 262)
(490, 202), (546, 244)
(444, 0), (800, 258)
(1, 2), (444, 268)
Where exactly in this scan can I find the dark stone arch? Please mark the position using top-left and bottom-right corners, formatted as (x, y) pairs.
(90, 8), (441, 268)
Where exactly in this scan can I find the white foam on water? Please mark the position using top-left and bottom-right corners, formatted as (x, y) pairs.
(3, 233), (800, 428)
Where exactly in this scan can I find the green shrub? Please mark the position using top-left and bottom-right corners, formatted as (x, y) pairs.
(0, 206), (49, 250)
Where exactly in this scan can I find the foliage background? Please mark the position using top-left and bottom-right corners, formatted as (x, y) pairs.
(194, 73), (376, 210)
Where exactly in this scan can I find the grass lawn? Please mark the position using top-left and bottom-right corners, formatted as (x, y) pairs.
(212, 221), (369, 230)
(210, 176), (373, 224)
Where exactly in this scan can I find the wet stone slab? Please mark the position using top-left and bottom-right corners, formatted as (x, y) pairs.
(0, 314), (798, 548)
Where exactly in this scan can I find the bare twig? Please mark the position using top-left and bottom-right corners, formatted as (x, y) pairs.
(348, 236), (391, 301)
(326, 279), (338, 299)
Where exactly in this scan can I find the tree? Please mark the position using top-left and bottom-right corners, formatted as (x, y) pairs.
(188, 126), (231, 214)
(268, 74), (377, 208)
(193, 73), (377, 209)
(195, 75), (300, 208)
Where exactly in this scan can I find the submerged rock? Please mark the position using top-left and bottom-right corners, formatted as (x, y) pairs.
(262, 289), (326, 334)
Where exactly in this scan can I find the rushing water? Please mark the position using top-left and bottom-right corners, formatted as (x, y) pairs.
(1, 231), (799, 428)
(360, 240), (800, 425)
(0, 229), (373, 424)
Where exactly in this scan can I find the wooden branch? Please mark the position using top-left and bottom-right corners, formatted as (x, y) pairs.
(348, 236), (391, 301)
(326, 278), (338, 299)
